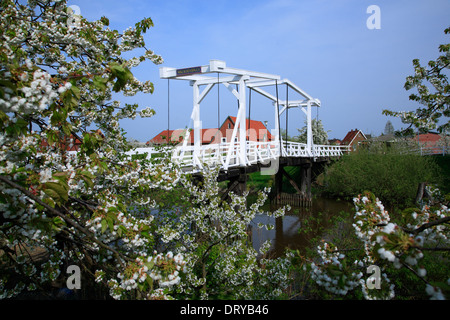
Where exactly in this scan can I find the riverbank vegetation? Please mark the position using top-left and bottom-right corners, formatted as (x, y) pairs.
(246, 147), (449, 300)
(289, 24), (450, 300)
(321, 143), (444, 208)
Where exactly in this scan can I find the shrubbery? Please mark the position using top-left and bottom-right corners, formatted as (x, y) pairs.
(322, 143), (442, 207)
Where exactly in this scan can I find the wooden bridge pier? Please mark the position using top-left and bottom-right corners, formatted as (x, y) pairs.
(191, 156), (331, 207)
(220, 169), (248, 201)
(215, 157), (321, 207)
(271, 158), (313, 207)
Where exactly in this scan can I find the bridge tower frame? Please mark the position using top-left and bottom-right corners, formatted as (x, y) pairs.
(159, 60), (321, 170)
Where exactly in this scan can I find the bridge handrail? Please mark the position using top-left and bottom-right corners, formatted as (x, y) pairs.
(280, 141), (349, 158)
(171, 140), (281, 169)
(313, 144), (349, 157)
(122, 141), (349, 173)
(283, 141), (309, 157)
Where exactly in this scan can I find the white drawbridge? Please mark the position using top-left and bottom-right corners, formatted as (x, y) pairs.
(129, 60), (348, 173)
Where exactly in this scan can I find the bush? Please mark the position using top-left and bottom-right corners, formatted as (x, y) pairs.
(323, 144), (442, 207)
(296, 191), (449, 300)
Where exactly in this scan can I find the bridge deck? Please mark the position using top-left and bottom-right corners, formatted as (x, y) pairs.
(127, 140), (348, 175)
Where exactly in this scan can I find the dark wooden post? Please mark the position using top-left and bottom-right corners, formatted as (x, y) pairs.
(275, 215), (284, 256)
(281, 167), (302, 195)
(236, 171), (248, 196)
(223, 169), (248, 199)
(274, 165), (284, 203)
(300, 162), (312, 199)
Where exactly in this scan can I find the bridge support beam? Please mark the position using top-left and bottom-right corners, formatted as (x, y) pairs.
(220, 169), (248, 203)
(299, 162), (312, 199)
(271, 161), (312, 207)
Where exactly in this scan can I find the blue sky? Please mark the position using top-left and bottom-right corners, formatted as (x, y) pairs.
(68, 0), (450, 142)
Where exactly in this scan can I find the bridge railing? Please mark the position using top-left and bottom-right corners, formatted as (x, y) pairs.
(281, 141), (310, 157)
(171, 140), (281, 171)
(281, 141), (349, 158)
(313, 144), (349, 157)
(124, 141), (349, 172)
(171, 142), (240, 170)
(246, 140), (280, 165)
(124, 147), (171, 160)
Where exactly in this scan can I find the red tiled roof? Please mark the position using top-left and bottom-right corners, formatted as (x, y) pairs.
(147, 116), (274, 145)
(412, 133), (441, 147)
(341, 129), (366, 145)
(40, 135), (82, 151)
(225, 116), (274, 141)
(147, 128), (219, 145)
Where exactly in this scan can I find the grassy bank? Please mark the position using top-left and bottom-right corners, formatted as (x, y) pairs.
(321, 148), (444, 208)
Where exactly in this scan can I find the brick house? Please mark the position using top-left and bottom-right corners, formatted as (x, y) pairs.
(217, 116), (274, 144)
(411, 132), (447, 155)
(147, 116), (273, 146)
(146, 129), (217, 146)
(341, 129), (367, 151)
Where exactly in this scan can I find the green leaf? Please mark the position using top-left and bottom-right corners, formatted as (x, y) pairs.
(117, 225), (127, 237)
(43, 187), (59, 202)
(109, 62), (134, 92)
(101, 219), (108, 233)
(78, 170), (94, 188)
(100, 16), (109, 26)
(42, 197), (56, 208)
(70, 85), (80, 100)
(46, 131), (58, 146)
(53, 172), (69, 184)
(135, 17), (154, 37)
(93, 75), (108, 92)
(107, 217), (114, 232)
(52, 216), (66, 231)
(43, 181), (68, 203)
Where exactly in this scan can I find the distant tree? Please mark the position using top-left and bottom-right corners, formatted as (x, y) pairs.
(383, 27), (450, 134)
(128, 138), (146, 148)
(384, 121), (394, 135)
(295, 119), (329, 144)
(280, 128), (291, 141)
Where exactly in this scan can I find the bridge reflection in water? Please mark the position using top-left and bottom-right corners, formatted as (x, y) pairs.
(250, 197), (353, 257)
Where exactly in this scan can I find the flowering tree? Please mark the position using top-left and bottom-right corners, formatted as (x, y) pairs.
(383, 27), (449, 134)
(147, 167), (292, 300)
(305, 191), (449, 300)
(0, 0), (292, 300)
(295, 119), (329, 145)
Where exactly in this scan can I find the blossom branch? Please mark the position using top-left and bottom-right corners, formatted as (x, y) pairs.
(403, 216), (450, 235)
(0, 175), (130, 267)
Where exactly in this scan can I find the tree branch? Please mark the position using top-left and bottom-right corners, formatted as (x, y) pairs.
(411, 246), (450, 252)
(404, 216), (450, 235)
(376, 216), (450, 236)
(0, 175), (130, 267)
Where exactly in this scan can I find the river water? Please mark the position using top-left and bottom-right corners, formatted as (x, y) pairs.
(250, 197), (354, 257)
